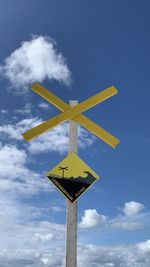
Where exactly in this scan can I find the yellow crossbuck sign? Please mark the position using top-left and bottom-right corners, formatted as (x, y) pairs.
(22, 83), (120, 148)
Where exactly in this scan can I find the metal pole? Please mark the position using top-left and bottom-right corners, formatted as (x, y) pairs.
(66, 100), (78, 267)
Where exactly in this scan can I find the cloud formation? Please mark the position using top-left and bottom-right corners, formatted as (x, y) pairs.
(79, 209), (107, 228)
(112, 216), (144, 230)
(0, 117), (95, 154)
(0, 191), (149, 266)
(78, 241), (150, 267)
(0, 142), (51, 196)
(1, 240), (150, 266)
(123, 201), (145, 217)
(79, 203), (149, 231)
(38, 102), (50, 110)
(0, 35), (71, 93)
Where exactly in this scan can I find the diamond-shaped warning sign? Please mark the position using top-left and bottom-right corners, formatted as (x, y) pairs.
(47, 153), (100, 203)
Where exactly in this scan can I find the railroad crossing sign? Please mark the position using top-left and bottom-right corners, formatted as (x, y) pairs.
(47, 153), (99, 203)
(22, 82), (120, 266)
(22, 83), (120, 148)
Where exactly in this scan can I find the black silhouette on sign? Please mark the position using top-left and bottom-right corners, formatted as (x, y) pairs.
(47, 170), (97, 203)
(58, 166), (68, 178)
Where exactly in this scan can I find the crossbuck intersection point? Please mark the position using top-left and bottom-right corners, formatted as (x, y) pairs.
(22, 83), (120, 148)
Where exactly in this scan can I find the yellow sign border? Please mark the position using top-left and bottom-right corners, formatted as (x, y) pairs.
(47, 152), (100, 204)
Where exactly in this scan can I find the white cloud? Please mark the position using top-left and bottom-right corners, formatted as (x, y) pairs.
(79, 203), (148, 231)
(1, 240), (150, 266)
(0, 193), (149, 266)
(78, 241), (150, 267)
(0, 35), (71, 93)
(110, 201), (146, 231)
(137, 240), (150, 253)
(0, 142), (26, 165)
(0, 117), (95, 154)
(0, 248), (64, 267)
(38, 102), (50, 110)
(51, 206), (63, 212)
(123, 201), (145, 217)
(0, 143), (51, 195)
(32, 233), (55, 243)
(0, 191), (65, 250)
(112, 217), (144, 230)
(15, 103), (33, 115)
(28, 122), (69, 154)
(0, 109), (8, 114)
(0, 117), (42, 140)
(79, 209), (107, 228)
(27, 122), (95, 154)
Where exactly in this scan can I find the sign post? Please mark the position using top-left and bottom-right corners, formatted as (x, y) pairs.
(22, 82), (120, 267)
(66, 100), (78, 267)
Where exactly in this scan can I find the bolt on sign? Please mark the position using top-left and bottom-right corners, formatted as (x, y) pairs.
(22, 83), (120, 202)
(47, 153), (99, 203)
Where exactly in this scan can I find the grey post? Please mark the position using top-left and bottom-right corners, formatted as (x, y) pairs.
(66, 100), (78, 267)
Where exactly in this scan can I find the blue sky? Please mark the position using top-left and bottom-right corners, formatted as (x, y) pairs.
(0, 0), (150, 266)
